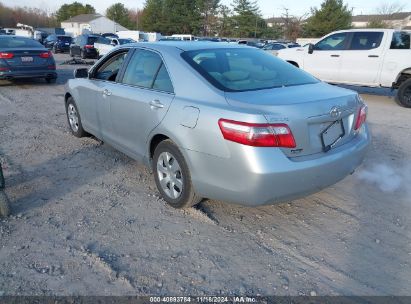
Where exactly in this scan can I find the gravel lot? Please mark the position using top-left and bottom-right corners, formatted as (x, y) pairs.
(0, 53), (410, 296)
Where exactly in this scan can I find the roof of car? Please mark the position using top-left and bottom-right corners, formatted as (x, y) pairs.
(125, 41), (249, 52)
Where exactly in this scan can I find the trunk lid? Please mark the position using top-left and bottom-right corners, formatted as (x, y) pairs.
(224, 82), (361, 158)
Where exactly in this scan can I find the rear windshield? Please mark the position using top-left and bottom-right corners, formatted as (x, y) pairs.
(0, 36), (43, 48)
(391, 31), (411, 49)
(57, 36), (72, 42)
(119, 38), (134, 45)
(87, 36), (99, 44)
(182, 48), (318, 92)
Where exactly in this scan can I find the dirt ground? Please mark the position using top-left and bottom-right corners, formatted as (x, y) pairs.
(0, 53), (410, 296)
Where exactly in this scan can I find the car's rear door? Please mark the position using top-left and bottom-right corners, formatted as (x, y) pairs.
(338, 31), (385, 85)
(105, 48), (175, 160)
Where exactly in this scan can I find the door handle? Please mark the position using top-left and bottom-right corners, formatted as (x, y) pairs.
(330, 54), (340, 57)
(368, 55), (379, 58)
(150, 99), (164, 109)
(102, 89), (112, 96)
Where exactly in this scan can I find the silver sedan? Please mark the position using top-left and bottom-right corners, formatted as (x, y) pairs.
(65, 42), (370, 208)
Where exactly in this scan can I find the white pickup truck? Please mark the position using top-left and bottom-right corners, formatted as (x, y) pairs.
(278, 29), (411, 107)
(94, 37), (135, 58)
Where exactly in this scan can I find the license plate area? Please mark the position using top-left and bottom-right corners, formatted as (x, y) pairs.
(320, 119), (345, 152)
(21, 56), (33, 63)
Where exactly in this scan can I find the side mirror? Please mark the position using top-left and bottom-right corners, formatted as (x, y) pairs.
(308, 43), (314, 54)
(74, 68), (88, 79)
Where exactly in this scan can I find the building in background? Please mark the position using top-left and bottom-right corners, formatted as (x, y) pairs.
(352, 12), (411, 29)
(61, 14), (128, 37)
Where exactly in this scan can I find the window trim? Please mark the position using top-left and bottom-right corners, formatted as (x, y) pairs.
(116, 47), (175, 94)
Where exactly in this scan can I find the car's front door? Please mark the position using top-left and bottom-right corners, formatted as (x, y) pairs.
(338, 31), (385, 85)
(303, 32), (350, 83)
(79, 50), (129, 139)
(105, 49), (175, 160)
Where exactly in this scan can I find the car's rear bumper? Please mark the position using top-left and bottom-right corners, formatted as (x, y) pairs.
(185, 125), (370, 206)
(0, 69), (57, 80)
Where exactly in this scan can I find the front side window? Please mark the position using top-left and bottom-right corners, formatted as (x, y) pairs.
(121, 49), (174, 93)
(315, 32), (349, 51)
(391, 32), (411, 49)
(349, 32), (383, 50)
(182, 48), (318, 92)
(93, 51), (128, 81)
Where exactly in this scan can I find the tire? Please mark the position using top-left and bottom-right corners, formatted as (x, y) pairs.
(0, 192), (10, 217)
(397, 78), (411, 108)
(81, 50), (86, 59)
(153, 140), (202, 209)
(46, 77), (56, 84)
(65, 97), (86, 137)
(69, 49), (74, 57)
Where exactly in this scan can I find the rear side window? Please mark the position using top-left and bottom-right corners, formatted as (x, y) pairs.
(0, 37), (43, 48)
(121, 49), (174, 93)
(349, 32), (383, 50)
(182, 48), (318, 92)
(391, 32), (411, 49)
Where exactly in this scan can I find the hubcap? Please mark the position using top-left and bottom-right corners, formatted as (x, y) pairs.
(68, 103), (79, 132)
(157, 152), (183, 199)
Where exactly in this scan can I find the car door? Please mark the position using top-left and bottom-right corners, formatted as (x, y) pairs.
(338, 31), (385, 85)
(303, 32), (350, 83)
(77, 50), (129, 139)
(104, 48), (175, 160)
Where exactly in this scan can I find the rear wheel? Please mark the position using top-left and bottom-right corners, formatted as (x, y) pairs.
(153, 140), (202, 209)
(397, 79), (411, 108)
(65, 97), (86, 137)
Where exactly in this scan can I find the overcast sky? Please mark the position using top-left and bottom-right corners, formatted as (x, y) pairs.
(10, 0), (411, 17)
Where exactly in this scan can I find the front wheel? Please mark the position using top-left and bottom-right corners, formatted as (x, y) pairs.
(153, 140), (202, 209)
(65, 97), (86, 137)
(397, 79), (411, 108)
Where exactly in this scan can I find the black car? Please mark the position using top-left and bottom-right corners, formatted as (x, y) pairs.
(69, 34), (100, 59)
(0, 35), (57, 83)
(44, 35), (72, 53)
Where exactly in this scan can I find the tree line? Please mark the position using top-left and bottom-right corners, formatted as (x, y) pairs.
(0, 0), (401, 39)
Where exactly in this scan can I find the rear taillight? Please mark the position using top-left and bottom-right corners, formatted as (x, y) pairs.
(218, 119), (296, 148)
(85, 44), (94, 49)
(0, 52), (14, 59)
(39, 51), (52, 58)
(354, 105), (367, 130)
